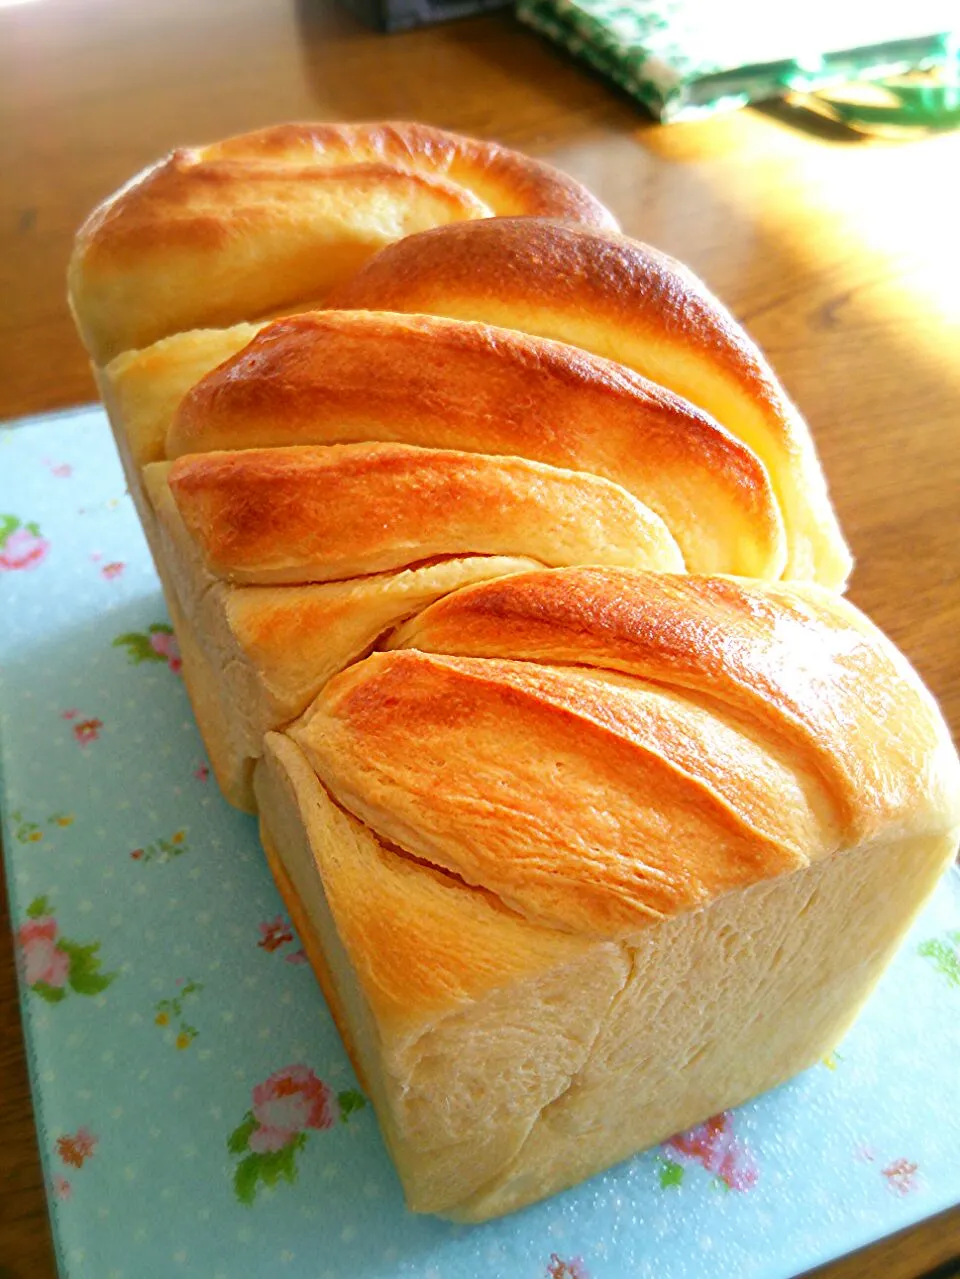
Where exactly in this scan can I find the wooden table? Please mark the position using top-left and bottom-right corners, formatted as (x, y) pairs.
(1, 1), (958, 1275)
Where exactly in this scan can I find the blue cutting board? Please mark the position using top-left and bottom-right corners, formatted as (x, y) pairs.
(2, 408), (959, 1279)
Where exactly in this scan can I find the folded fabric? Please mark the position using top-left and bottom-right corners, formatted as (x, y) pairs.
(516, 0), (957, 121)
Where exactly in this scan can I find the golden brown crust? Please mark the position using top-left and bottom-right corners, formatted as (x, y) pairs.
(257, 731), (601, 1031)
(203, 122), (617, 225)
(387, 568), (960, 847)
(331, 218), (852, 587)
(288, 568), (960, 939)
(165, 443), (683, 584)
(69, 123), (617, 363)
(223, 557), (544, 723)
(292, 650), (810, 936)
(168, 310), (785, 578)
(332, 217), (758, 388)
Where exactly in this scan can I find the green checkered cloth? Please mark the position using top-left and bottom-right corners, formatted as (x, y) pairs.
(516, 0), (957, 121)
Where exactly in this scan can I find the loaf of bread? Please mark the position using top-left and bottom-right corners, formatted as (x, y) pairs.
(68, 123), (958, 1224)
(68, 121), (617, 365)
(256, 566), (959, 1220)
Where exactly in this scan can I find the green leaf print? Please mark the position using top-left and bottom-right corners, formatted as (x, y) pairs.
(32, 981), (68, 1004)
(337, 1089), (367, 1123)
(112, 633), (166, 665)
(133, 830), (189, 864)
(231, 1143), (304, 1204)
(658, 1159), (685, 1188)
(58, 939), (99, 964)
(227, 1112), (258, 1155)
(26, 895), (51, 919)
(147, 623), (174, 636)
(919, 933), (960, 988)
(0, 514), (20, 548)
(233, 1154), (262, 1206)
(257, 1143), (300, 1189)
(10, 811), (42, 843)
(154, 978), (202, 1046)
(58, 939), (116, 996)
(68, 968), (115, 997)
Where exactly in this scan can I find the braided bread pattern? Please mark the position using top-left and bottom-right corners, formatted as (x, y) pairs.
(117, 214), (853, 807)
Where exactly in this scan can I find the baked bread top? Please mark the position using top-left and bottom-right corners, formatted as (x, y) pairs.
(162, 441), (684, 584)
(68, 122), (617, 364)
(166, 310), (785, 580)
(331, 218), (852, 587)
(288, 567), (960, 945)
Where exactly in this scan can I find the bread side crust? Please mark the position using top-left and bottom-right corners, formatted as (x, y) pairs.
(453, 826), (958, 1220)
(257, 727), (958, 1221)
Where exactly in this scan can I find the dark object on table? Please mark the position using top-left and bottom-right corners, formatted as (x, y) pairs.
(337, 0), (508, 32)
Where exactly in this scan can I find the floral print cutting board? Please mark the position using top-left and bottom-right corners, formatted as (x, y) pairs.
(2, 408), (959, 1279)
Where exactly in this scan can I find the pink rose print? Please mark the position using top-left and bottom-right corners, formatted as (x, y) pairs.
(250, 1064), (336, 1151)
(113, 623), (181, 674)
(194, 763), (210, 782)
(17, 898), (116, 1003)
(257, 916), (307, 964)
(43, 458), (73, 478)
(547, 1256), (590, 1279)
(19, 916), (70, 989)
(258, 916), (295, 954)
(664, 1111), (758, 1192)
(61, 707), (103, 745)
(0, 516), (49, 572)
(227, 1065), (366, 1203)
(149, 629), (182, 672)
(72, 718), (103, 747)
(101, 561), (125, 580)
(56, 1127), (98, 1169)
(882, 1158), (920, 1196)
(53, 1125), (97, 1200)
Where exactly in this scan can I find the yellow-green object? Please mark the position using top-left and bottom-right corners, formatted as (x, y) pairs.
(806, 57), (960, 133)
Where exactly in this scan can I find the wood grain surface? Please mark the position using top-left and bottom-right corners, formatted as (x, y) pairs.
(1, 1), (958, 1276)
